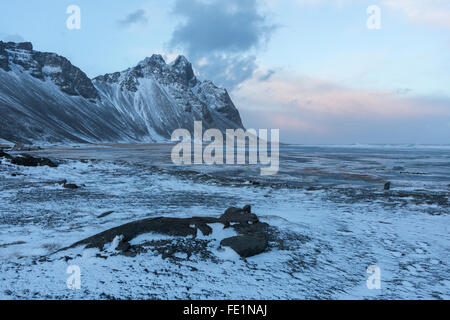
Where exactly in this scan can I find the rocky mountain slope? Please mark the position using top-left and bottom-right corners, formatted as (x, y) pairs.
(0, 41), (244, 144)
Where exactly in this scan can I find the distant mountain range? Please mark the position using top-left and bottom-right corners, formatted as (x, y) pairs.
(0, 41), (244, 144)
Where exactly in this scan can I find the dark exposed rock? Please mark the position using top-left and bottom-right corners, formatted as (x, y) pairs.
(196, 223), (213, 236)
(115, 238), (131, 252)
(243, 205), (252, 214)
(220, 207), (259, 227)
(232, 221), (269, 236)
(0, 43), (11, 71)
(98, 211), (115, 219)
(57, 179), (67, 185)
(1, 42), (98, 100)
(220, 236), (268, 258)
(11, 154), (57, 167)
(0, 150), (12, 159)
(384, 182), (391, 190)
(63, 183), (79, 189)
(64, 205), (273, 259)
(33, 51), (100, 99)
(0, 241), (26, 248)
(67, 216), (219, 250)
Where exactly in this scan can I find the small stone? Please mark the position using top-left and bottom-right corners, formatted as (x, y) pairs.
(63, 183), (79, 189)
(98, 211), (114, 219)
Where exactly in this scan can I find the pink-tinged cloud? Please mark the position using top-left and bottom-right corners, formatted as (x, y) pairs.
(270, 115), (329, 135)
(232, 71), (450, 144)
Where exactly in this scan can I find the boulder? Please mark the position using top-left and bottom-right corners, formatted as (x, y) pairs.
(63, 183), (79, 189)
(11, 155), (57, 167)
(66, 216), (219, 250)
(220, 236), (268, 258)
(220, 207), (259, 227)
(233, 221), (269, 236)
(384, 182), (391, 190)
(63, 205), (272, 259)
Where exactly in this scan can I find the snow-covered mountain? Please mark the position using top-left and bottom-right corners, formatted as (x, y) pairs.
(0, 41), (244, 144)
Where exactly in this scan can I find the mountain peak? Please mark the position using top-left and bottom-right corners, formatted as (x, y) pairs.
(172, 55), (189, 66)
(0, 41), (98, 100)
(139, 54), (166, 67)
(0, 41), (33, 51)
(170, 55), (196, 86)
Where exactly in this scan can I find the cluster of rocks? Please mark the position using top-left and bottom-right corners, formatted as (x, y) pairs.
(0, 150), (57, 167)
(65, 205), (271, 259)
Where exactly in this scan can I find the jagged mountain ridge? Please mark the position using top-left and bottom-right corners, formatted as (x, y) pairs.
(0, 41), (244, 144)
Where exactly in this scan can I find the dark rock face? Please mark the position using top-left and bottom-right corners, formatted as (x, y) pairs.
(33, 52), (99, 99)
(10, 154), (57, 167)
(170, 55), (197, 87)
(0, 42), (245, 144)
(192, 80), (244, 127)
(0, 42), (11, 71)
(65, 206), (272, 259)
(221, 236), (268, 258)
(0, 41), (98, 99)
(384, 182), (391, 190)
(94, 54), (196, 92)
(93, 53), (244, 135)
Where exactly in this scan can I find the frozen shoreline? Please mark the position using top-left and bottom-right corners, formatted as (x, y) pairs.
(0, 145), (449, 299)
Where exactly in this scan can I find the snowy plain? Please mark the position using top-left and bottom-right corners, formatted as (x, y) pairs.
(0, 144), (449, 299)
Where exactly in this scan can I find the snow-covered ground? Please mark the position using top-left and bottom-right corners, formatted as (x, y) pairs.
(0, 145), (449, 299)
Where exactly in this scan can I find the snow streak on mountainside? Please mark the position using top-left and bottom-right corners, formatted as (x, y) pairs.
(0, 42), (244, 144)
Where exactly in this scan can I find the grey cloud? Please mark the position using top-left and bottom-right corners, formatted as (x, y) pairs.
(118, 9), (148, 27)
(197, 55), (258, 90)
(169, 0), (275, 89)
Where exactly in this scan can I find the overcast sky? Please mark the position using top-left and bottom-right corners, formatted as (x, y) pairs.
(1, 0), (449, 144)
